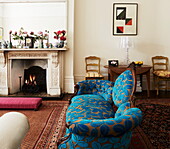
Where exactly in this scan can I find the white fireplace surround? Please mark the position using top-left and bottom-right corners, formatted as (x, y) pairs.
(0, 0), (75, 94)
(0, 48), (67, 96)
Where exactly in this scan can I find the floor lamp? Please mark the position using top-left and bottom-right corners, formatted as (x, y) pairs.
(120, 37), (134, 65)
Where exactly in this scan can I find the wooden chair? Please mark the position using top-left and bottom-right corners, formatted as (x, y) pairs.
(152, 56), (170, 95)
(85, 56), (104, 80)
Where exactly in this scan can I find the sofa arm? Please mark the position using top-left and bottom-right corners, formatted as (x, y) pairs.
(68, 108), (142, 137)
(0, 112), (30, 149)
(114, 102), (131, 118)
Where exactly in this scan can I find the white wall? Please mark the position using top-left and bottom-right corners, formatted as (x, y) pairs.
(0, 4), (2, 27)
(74, 0), (170, 90)
(2, 2), (66, 45)
(0, 0), (75, 94)
(1, 0), (170, 93)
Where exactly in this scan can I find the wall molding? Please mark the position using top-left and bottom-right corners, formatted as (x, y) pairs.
(0, 0), (66, 3)
(64, 75), (74, 93)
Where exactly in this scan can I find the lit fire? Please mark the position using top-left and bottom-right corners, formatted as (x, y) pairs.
(25, 75), (37, 85)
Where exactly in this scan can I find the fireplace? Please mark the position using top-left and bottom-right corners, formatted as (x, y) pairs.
(0, 49), (66, 96)
(22, 66), (46, 93)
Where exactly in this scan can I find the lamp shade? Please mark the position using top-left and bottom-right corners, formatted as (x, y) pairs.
(120, 37), (134, 49)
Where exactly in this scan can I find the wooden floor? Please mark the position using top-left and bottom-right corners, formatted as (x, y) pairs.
(1, 90), (170, 104)
(135, 90), (170, 103)
(135, 90), (170, 99)
(59, 90), (170, 104)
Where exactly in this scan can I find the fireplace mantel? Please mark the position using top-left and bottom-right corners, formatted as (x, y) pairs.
(0, 48), (67, 96)
(0, 47), (68, 52)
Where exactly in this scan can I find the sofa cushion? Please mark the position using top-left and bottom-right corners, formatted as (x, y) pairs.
(0, 97), (42, 110)
(153, 70), (170, 78)
(69, 107), (142, 137)
(112, 70), (134, 107)
(77, 80), (114, 104)
(71, 94), (108, 104)
(67, 95), (115, 122)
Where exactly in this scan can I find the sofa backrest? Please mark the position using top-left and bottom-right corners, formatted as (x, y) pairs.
(112, 68), (136, 107)
(77, 80), (114, 104)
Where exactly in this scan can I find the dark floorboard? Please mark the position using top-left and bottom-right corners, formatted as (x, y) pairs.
(60, 90), (170, 104)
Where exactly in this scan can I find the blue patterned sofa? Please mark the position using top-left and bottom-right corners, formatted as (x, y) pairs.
(58, 65), (142, 149)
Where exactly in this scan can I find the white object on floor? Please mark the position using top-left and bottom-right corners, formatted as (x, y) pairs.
(0, 112), (30, 149)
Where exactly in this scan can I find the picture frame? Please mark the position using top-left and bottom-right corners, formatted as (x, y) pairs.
(25, 37), (34, 48)
(108, 60), (119, 67)
(113, 3), (138, 35)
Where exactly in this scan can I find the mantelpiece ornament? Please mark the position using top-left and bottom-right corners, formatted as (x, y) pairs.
(8, 52), (48, 59)
(52, 52), (59, 67)
(0, 52), (5, 67)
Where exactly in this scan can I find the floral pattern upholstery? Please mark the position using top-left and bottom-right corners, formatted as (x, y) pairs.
(112, 70), (134, 107)
(75, 80), (114, 104)
(153, 70), (170, 78)
(114, 102), (131, 118)
(67, 95), (115, 121)
(58, 70), (142, 149)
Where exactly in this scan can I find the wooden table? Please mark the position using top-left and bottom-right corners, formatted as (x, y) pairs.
(104, 65), (152, 97)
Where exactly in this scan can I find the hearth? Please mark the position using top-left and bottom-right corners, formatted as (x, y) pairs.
(0, 48), (67, 96)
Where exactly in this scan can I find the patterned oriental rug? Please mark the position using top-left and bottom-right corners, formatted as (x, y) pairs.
(0, 101), (69, 149)
(133, 103), (170, 149)
(0, 101), (169, 149)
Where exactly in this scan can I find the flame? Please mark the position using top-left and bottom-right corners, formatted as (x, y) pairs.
(25, 75), (36, 85)
(32, 75), (35, 81)
(25, 79), (28, 84)
(29, 75), (33, 82)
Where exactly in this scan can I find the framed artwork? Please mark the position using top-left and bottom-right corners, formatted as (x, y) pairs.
(113, 3), (138, 35)
(25, 37), (34, 48)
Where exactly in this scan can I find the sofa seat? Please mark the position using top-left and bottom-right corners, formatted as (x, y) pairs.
(67, 95), (115, 121)
(71, 94), (111, 104)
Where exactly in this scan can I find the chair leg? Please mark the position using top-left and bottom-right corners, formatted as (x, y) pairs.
(156, 87), (159, 96)
(165, 81), (168, 91)
(156, 77), (159, 96)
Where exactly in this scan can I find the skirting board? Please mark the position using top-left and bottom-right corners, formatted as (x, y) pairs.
(74, 74), (108, 83)
(64, 76), (74, 93)
(0, 87), (8, 95)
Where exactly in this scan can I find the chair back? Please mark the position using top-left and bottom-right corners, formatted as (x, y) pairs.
(85, 56), (101, 74)
(112, 66), (136, 107)
(152, 56), (168, 71)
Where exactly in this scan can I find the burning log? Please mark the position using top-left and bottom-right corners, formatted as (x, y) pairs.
(22, 74), (39, 93)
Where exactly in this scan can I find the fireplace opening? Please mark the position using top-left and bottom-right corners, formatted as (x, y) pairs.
(22, 66), (46, 93)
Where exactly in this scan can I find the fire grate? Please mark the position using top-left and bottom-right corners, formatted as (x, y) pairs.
(22, 66), (46, 94)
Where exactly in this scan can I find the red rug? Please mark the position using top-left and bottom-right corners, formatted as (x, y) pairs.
(130, 127), (153, 149)
(134, 102), (170, 149)
(1, 101), (166, 149)
(0, 101), (69, 149)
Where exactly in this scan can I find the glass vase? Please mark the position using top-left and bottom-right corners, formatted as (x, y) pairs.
(17, 40), (24, 48)
(38, 39), (44, 48)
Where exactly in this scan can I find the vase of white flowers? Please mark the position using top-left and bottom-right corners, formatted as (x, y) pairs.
(12, 27), (27, 48)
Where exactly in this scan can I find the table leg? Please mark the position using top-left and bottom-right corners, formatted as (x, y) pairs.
(140, 75), (143, 88)
(109, 70), (115, 82)
(108, 69), (111, 81)
(145, 71), (150, 98)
